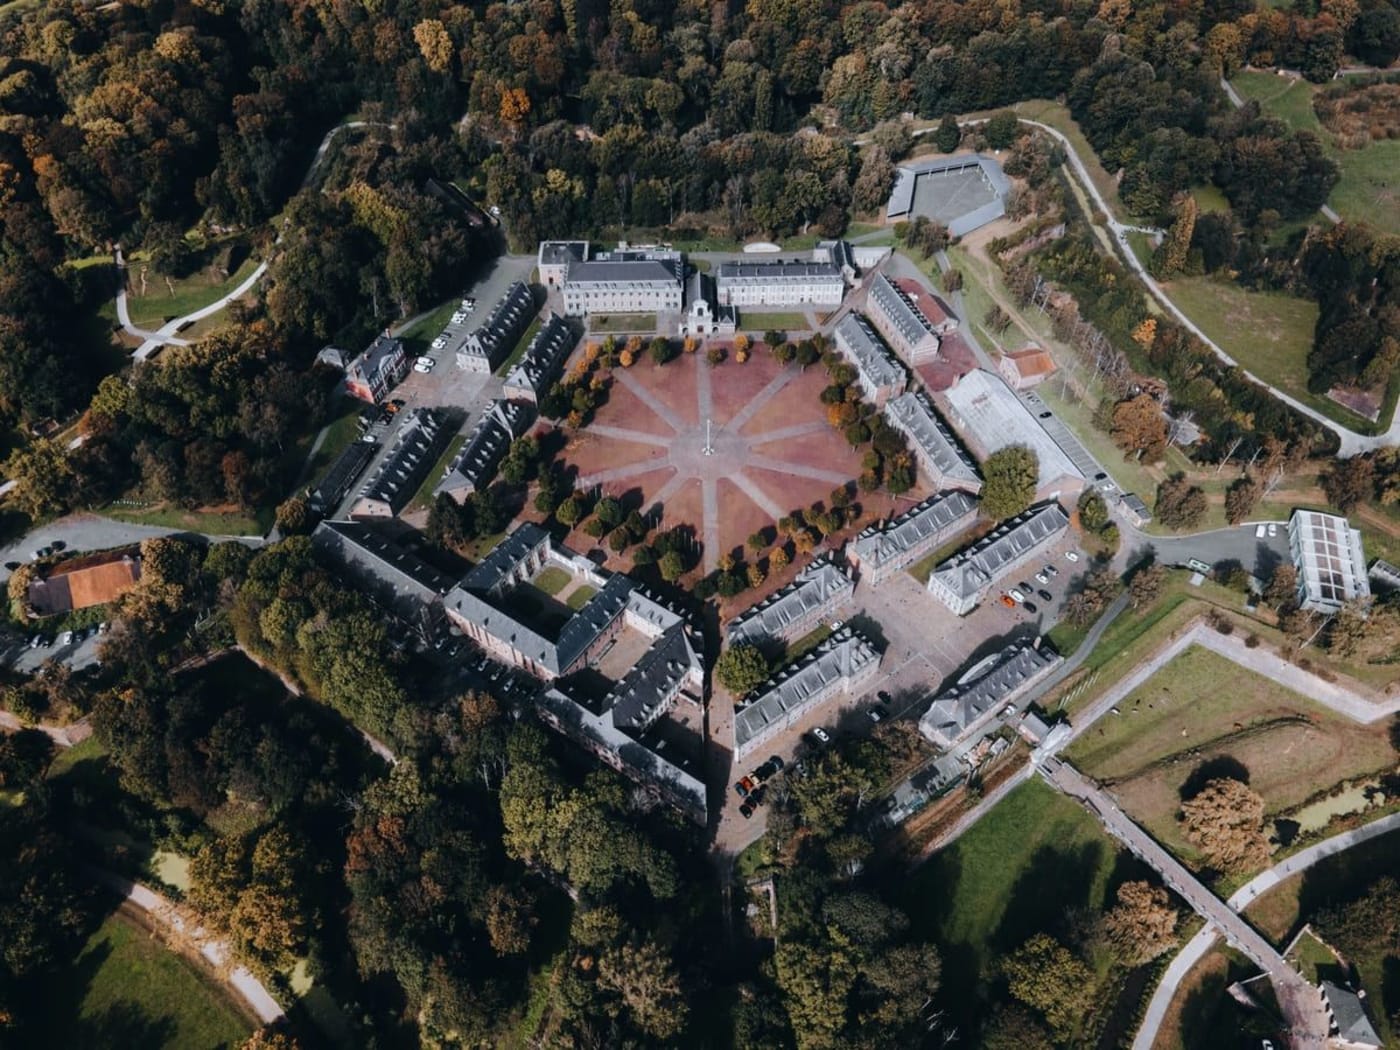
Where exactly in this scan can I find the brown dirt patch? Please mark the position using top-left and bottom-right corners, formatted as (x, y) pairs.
(711, 353), (786, 423)
(622, 356), (699, 428)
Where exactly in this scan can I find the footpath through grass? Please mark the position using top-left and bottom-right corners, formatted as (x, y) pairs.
(124, 256), (261, 329)
(1231, 71), (1400, 236)
(33, 910), (253, 1050)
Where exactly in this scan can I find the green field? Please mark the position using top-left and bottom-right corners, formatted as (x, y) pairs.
(408, 434), (464, 512)
(565, 584), (598, 610)
(900, 779), (1126, 1040)
(1152, 277), (1371, 428)
(33, 911), (252, 1050)
(1066, 645), (1395, 865)
(103, 501), (269, 537)
(587, 314), (656, 335)
(1230, 72), (1400, 236)
(533, 566), (572, 596)
(123, 256), (261, 329)
(739, 312), (815, 334)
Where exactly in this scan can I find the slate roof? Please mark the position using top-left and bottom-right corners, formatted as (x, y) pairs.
(460, 282), (535, 366)
(715, 260), (844, 283)
(929, 501), (1069, 602)
(918, 642), (1061, 745)
(850, 490), (979, 572)
(504, 315), (574, 397)
(357, 408), (447, 514)
(870, 272), (941, 349)
(437, 400), (528, 497)
(883, 392), (981, 489)
(565, 258), (683, 287)
(834, 313), (907, 392)
(1320, 981), (1383, 1048)
(734, 628), (880, 752)
(726, 553), (854, 647)
(311, 520), (454, 628)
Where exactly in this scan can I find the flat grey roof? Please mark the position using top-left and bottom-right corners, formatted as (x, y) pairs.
(716, 260), (844, 282)
(942, 370), (1083, 487)
(565, 259), (682, 287)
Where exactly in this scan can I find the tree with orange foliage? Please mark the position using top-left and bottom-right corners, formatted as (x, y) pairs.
(499, 87), (531, 128)
(619, 347), (636, 367)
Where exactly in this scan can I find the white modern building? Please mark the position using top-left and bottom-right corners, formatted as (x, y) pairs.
(714, 260), (845, 308)
(833, 313), (907, 407)
(1288, 510), (1371, 614)
(733, 628), (881, 761)
(926, 501), (1070, 614)
(883, 392), (981, 494)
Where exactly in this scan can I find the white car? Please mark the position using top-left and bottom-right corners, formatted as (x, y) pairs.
(431, 336), (447, 350)
(829, 619), (844, 631)
(413, 361), (432, 374)
(450, 312), (467, 325)
(59, 630), (73, 646)
(1035, 571), (1049, 584)
(1008, 589), (1026, 604)
(1064, 550), (1081, 563)
(1268, 522), (1278, 538)
(415, 356), (435, 369)
(1255, 523), (1267, 538)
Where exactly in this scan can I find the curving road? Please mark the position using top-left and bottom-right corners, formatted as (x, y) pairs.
(1133, 810), (1400, 1050)
(116, 120), (398, 362)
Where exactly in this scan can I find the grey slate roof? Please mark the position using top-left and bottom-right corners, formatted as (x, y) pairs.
(460, 282), (535, 367)
(851, 490), (979, 572)
(919, 642), (1061, 745)
(565, 258), (683, 287)
(539, 241), (588, 267)
(834, 313), (907, 392)
(309, 437), (378, 512)
(929, 501), (1069, 601)
(504, 315), (574, 398)
(311, 520), (454, 629)
(1320, 981), (1383, 1048)
(437, 400), (528, 497)
(884, 392), (980, 489)
(726, 553), (854, 647)
(357, 408), (447, 514)
(734, 628), (880, 752)
(870, 272), (940, 350)
(609, 613), (701, 732)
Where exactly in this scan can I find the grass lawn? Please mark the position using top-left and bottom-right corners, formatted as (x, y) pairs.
(32, 910), (252, 1050)
(565, 584), (598, 610)
(1065, 644), (1396, 865)
(398, 297), (465, 356)
(784, 623), (833, 663)
(587, 314), (656, 334)
(103, 501), (269, 537)
(1156, 276), (1378, 430)
(1231, 72), (1400, 237)
(495, 317), (542, 377)
(899, 778), (1130, 1042)
(1190, 184), (1231, 214)
(124, 255), (261, 329)
(738, 312), (815, 334)
(302, 398), (366, 482)
(408, 434), (464, 512)
(533, 566), (572, 596)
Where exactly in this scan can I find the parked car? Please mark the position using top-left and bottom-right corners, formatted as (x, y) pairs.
(98, 621), (110, 635)
(450, 312), (467, 325)
(999, 593), (1016, 608)
(1035, 571), (1049, 584)
(739, 800), (755, 819)
(431, 337), (447, 350)
(58, 630), (73, 646)
(415, 355), (435, 368)
(28, 635), (42, 649)
(811, 726), (832, 745)
(1254, 523), (1267, 538)
(413, 362), (432, 374)
(1268, 523), (1278, 538)
(1037, 589), (1053, 602)
(1022, 601), (1038, 614)
(1064, 550), (1080, 563)
(734, 775), (757, 798)
(877, 690), (893, 706)
(749, 785), (767, 806)
(1008, 589), (1026, 604)
(4, 561), (19, 571)
(50, 540), (65, 551)
(1019, 581), (1037, 595)
(390, 398), (406, 408)
(867, 705), (888, 723)
(754, 759), (779, 782)
(829, 618), (844, 630)
(767, 755), (785, 773)
(1043, 564), (1059, 578)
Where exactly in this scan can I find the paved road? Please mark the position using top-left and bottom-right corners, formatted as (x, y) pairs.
(1122, 520), (1291, 579)
(1133, 810), (1400, 1050)
(1042, 758), (1330, 1046)
(90, 868), (285, 1024)
(0, 515), (261, 587)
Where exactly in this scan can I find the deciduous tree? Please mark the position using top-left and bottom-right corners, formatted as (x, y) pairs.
(1101, 881), (1179, 965)
(1180, 777), (1270, 875)
(715, 645), (769, 694)
(981, 445), (1039, 521)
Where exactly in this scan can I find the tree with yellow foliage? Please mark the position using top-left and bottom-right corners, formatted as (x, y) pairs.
(736, 346), (750, 363)
(1131, 317), (1157, 350)
(682, 336), (698, 354)
(499, 86), (531, 129)
(619, 347), (636, 367)
(734, 333), (752, 355)
(413, 19), (454, 74)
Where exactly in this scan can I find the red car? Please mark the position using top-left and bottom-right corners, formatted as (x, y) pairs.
(734, 775), (757, 798)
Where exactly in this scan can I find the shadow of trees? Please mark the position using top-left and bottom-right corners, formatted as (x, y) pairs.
(1179, 755), (1251, 802)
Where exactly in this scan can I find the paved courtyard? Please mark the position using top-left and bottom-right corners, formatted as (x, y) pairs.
(560, 352), (865, 570)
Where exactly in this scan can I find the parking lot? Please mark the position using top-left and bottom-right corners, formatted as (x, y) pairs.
(711, 529), (1088, 850)
(3, 621), (106, 674)
(330, 255), (537, 521)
